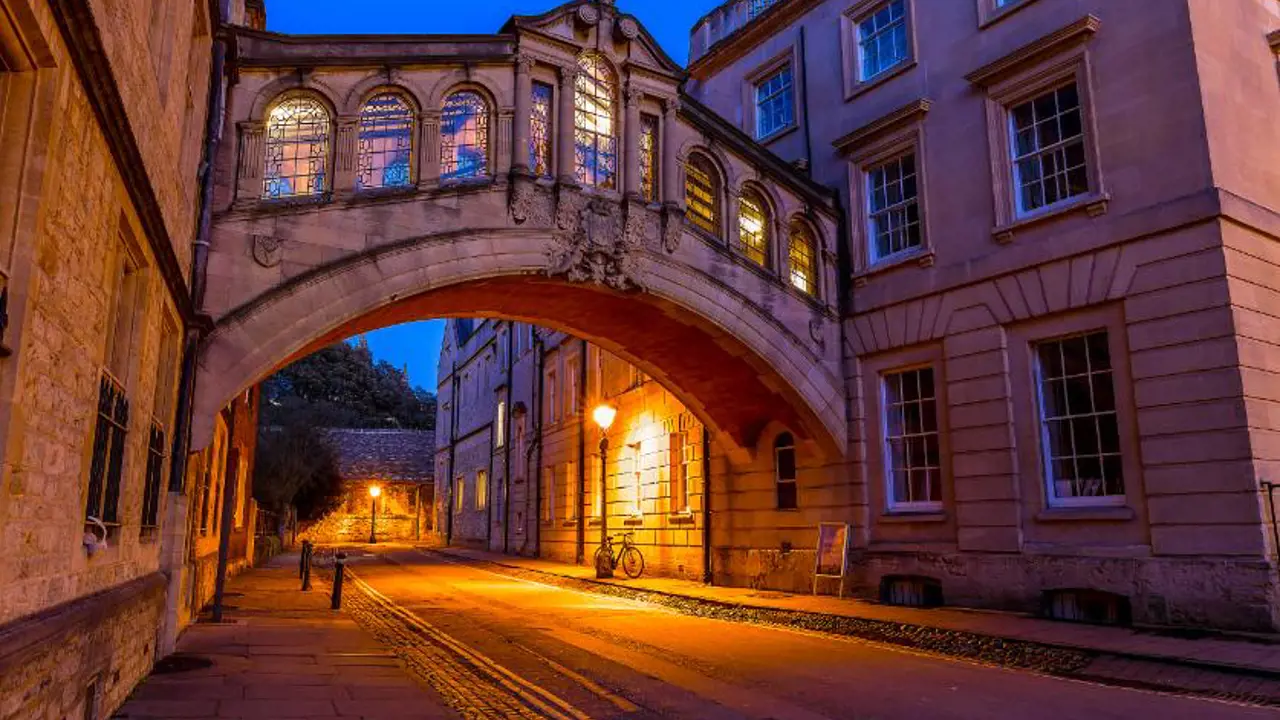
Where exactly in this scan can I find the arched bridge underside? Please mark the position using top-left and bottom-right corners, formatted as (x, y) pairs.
(195, 1), (847, 458)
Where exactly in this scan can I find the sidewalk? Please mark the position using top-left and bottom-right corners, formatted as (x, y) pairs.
(436, 546), (1280, 678)
(114, 554), (457, 720)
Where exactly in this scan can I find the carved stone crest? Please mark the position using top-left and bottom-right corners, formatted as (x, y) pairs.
(660, 205), (685, 254)
(809, 317), (826, 350)
(547, 196), (643, 292)
(252, 234), (283, 268)
(510, 176), (551, 226)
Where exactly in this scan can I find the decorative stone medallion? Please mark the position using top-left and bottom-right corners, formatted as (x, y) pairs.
(252, 234), (283, 268)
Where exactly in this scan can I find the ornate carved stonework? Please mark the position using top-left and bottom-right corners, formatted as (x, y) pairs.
(616, 17), (640, 40)
(809, 317), (826, 350)
(509, 175), (552, 226)
(252, 234), (283, 268)
(661, 205), (685, 254)
(575, 4), (600, 26)
(547, 195), (643, 292)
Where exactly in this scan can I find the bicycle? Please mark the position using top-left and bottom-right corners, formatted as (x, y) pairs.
(594, 532), (645, 579)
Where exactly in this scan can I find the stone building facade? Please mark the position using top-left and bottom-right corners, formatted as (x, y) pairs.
(0, 1), (262, 718)
(300, 429), (434, 545)
(437, 320), (711, 580)
(687, 0), (1280, 627)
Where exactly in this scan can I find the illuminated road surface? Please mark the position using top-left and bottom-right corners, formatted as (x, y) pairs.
(342, 547), (1279, 720)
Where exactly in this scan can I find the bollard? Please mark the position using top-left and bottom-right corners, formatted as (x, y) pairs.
(299, 540), (310, 578)
(301, 543), (312, 592)
(331, 552), (346, 610)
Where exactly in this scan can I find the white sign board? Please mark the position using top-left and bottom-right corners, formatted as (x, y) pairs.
(813, 522), (849, 598)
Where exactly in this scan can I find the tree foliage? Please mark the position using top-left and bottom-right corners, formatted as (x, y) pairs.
(253, 339), (436, 517)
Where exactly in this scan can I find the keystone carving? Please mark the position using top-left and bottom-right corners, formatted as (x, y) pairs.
(547, 195), (643, 292)
(660, 205), (685, 254)
(252, 234), (284, 268)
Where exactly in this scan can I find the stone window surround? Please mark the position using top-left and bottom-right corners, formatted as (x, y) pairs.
(861, 343), (952, 523)
(1007, 303), (1142, 525)
(840, 0), (919, 101)
(838, 98), (934, 284)
(976, 0), (1043, 30)
(741, 46), (802, 146)
(968, 16), (1108, 245)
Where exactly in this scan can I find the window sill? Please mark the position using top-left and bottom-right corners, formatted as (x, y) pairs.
(560, 520), (578, 528)
(758, 123), (799, 147)
(979, 0), (1042, 30)
(993, 192), (1109, 245)
(1036, 505), (1135, 523)
(879, 510), (947, 524)
(249, 193), (332, 212)
(622, 517), (645, 527)
(847, 60), (917, 102)
(588, 518), (602, 526)
(854, 248), (935, 287)
(668, 512), (696, 525)
(344, 185), (419, 204)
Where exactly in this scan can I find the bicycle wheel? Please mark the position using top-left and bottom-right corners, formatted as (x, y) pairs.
(593, 544), (613, 574)
(620, 546), (645, 579)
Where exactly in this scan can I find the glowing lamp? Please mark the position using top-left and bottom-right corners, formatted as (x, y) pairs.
(592, 404), (617, 431)
(368, 485), (382, 498)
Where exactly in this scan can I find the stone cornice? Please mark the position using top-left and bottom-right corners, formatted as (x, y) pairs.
(678, 94), (837, 214)
(230, 26), (517, 68)
(48, 0), (196, 324)
(965, 15), (1101, 87)
(686, 0), (824, 80)
(833, 99), (931, 155)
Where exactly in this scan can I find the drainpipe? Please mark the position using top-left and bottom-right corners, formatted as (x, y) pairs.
(576, 339), (587, 565)
(798, 24), (814, 175)
(445, 360), (458, 545)
(532, 328), (545, 557)
(702, 425), (713, 584)
(502, 322), (515, 554)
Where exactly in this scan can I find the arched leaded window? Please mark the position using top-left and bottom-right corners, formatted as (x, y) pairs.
(774, 432), (797, 509)
(441, 90), (490, 182)
(685, 154), (721, 237)
(574, 53), (618, 189)
(737, 189), (770, 268)
(788, 220), (818, 297)
(356, 92), (414, 191)
(262, 94), (332, 199)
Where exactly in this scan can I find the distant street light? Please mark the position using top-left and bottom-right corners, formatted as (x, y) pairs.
(593, 405), (616, 578)
(369, 485), (382, 545)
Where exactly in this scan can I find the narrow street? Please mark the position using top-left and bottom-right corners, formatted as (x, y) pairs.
(339, 547), (1279, 720)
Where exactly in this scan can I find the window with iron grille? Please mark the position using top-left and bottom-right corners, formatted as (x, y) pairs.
(737, 190), (770, 267)
(529, 82), (553, 177)
(140, 421), (166, 529)
(574, 54), (618, 189)
(788, 221), (818, 296)
(754, 65), (794, 139)
(867, 152), (921, 262)
(1010, 83), (1087, 215)
(857, 0), (909, 81)
(441, 91), (490, 182)
(356, 92), (414, 191)
(639, 114), (659, 203)
(1035, 331), (1124, 505)
(883, 367), (942, 510)
(684, 154), (720, 236)
(774, 432), (797, 509)
(262, 94), (331, 199)
(85, 372), (129, 524)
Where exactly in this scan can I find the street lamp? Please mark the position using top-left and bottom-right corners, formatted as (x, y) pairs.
(592, 404), (616, 578)
(368, 485), (382, 545)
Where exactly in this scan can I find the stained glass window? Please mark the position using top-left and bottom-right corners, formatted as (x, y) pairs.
(441, 91), (490, 183)
(685, 154), (720, 236)
(530, 82), (553, 177)
(789, 220), (818, 296)
(356, 92), (414, 191)
(574, 54), (617, 189)
(639, 114), (659, 203)
(737, 190), (769, 267)
(262, 94), (331, 199)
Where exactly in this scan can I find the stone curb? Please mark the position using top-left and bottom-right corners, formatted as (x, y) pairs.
(432, 548), (1280, 683)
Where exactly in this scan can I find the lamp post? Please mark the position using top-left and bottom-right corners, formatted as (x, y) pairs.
(592, 404), (616, 578)
(368, 485), (381, 545)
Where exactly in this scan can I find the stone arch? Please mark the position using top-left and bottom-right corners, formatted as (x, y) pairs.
(248, 75), (342, 122)
(425, 71), (508, 112)
(192, 230), (847, 461)
(680, 146), (730, 241)
(342, 75), (427, 116)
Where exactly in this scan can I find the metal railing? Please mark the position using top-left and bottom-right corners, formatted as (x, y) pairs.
(690, 0), (787, 64)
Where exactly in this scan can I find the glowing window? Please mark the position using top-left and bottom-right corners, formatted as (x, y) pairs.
(262, 95), (331, 199)
(574, 54), (618, 189)
(737, 190), (770, 267)
(639, 114), (659, 203)
(529, 82), (553, 177)
(441, 91), (490, 182)
(788, 221), (818, 296)
(356, 92), (414, 191)
(684, 154), (720, 236)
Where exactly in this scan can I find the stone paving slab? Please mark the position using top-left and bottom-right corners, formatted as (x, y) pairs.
(113, 556), (458, 720)
(435, 546), (1280, 676)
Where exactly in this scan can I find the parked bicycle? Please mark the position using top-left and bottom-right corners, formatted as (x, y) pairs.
(594, 532), (645, 579)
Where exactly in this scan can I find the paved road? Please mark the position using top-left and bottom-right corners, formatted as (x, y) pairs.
(343, 547), (1278, 720)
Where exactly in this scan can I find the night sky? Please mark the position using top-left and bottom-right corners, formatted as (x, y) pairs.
(267, 0), (718, 390)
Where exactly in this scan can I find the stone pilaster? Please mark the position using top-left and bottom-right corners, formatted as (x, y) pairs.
(334, 116), (359, 198)
(419, 111), (440, 190)
(661, 98), (680, 208)
(623, 85), (642, 200)
(512, 54), (534, 175)
(556, 64), (577, 185)
(234, 121), (265, 205)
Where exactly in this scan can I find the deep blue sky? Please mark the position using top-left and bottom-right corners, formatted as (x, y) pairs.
(267, 0), (718, 390)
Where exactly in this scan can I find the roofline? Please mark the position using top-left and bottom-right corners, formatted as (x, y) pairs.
(687, 0), (822, 79)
